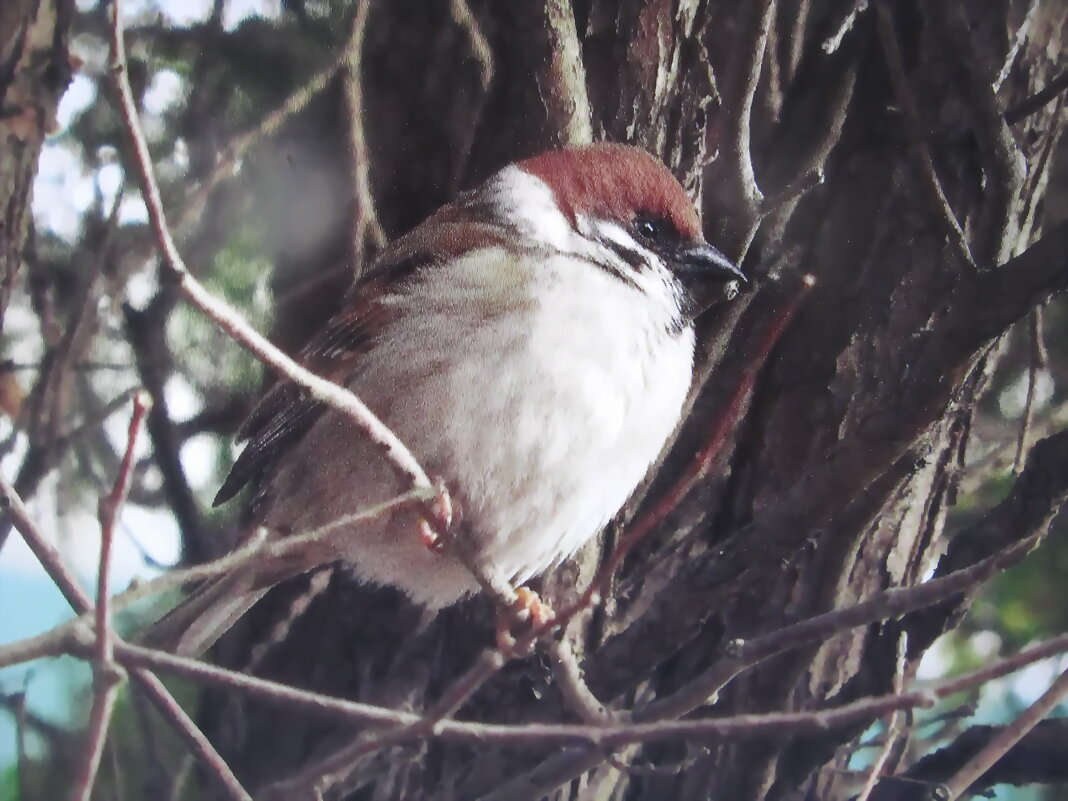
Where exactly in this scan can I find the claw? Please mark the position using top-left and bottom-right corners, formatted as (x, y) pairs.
(515, 586), (554, 627)
(417, 480), (455, 553)
(495, 587), (555, 652)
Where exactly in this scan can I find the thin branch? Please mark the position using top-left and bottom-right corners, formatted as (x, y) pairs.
(14, 690), (27, 801)
(0, 188), (127, 551)
(549, 636), (612, 723)
(821, 0), (869, 55)
(925, 1), (1026, 266)
(341, 0), (387, 275)
(106, 0), (444, 523)
(525, 0), (593, 146)
(855, 632), (907, 801)
(0, 481), (93, 612)
(76, 631), (1068, 752)
(759, 168), (824, 215)
(877, 718), (1068, 798)
(480, 425), (1068, 798)
(0, 477), (252, 801)
(262, 648), (509, 800)
(876, 4), (977, 271)
(447, 0), (494, 187)
(1013, 309), (1045, 471)
(466, 633), (1068, 801)
(124, 297), (207, 560)
(129, 669), (252, 801)
(1004, 69), (1068, 125)
(70, 392), (150, 801)
(993, 0), (1038, 92)
(451, 0), (493, 91)
(941, 663), (1068, 800)
(167, 19), (376, 240)
(140, 490), (430, 653)
(0, 625), (77, 669)
(716, 0), (775, 254)
(641, 523), (1045, 723)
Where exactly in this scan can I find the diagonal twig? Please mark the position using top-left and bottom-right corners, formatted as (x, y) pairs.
(925, 1), (1026, 266)
(941, 661), (1068, 800)
(0, 476), (252, 801)
(341, 0), (387, 274)
(70, 392), (151, 801)
(876, 3), (977, 272)
(106, 0), (444, 522)
(525, 0), (593, 146)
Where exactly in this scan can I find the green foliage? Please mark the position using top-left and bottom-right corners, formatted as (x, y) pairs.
(169, 219), (271, 398)
(0, 763), (17, 801)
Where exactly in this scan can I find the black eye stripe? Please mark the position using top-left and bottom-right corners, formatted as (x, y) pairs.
(603, 238), (647, 270)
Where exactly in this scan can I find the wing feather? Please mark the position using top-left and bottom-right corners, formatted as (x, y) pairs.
(212, 210), (514, 511)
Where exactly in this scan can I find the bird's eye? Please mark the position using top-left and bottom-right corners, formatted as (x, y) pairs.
(635, 218), (662, 240)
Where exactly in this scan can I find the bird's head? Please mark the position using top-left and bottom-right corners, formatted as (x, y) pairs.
(507, 143), (747, 325)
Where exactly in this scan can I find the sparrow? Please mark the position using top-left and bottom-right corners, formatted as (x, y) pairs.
(153, 143), (746, 656)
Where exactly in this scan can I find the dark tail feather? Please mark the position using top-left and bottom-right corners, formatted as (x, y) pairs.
(139, 571), (268, 657)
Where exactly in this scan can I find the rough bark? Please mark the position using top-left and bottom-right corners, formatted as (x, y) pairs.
(150, 1), (1067, 800)
(0, 0), (74, 335)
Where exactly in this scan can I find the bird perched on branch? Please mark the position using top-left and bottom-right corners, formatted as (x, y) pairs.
(151, 143), (746, 656)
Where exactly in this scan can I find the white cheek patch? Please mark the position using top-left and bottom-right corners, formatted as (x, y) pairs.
(585, 217), (644, 256)
(489, 166), (574, 251)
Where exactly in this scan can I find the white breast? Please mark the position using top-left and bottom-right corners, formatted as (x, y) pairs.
(343, 244), (694, 605)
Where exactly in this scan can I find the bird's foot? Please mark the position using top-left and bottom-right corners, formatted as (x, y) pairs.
(417, 479), (455, 553)
(495, 587), (555, 653)
(515, 586), (555, 627)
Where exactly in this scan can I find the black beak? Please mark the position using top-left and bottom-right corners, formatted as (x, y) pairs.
(669, 243), (748, 321)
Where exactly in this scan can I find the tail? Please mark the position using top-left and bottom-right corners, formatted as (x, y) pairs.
(140, 571), (268, 658)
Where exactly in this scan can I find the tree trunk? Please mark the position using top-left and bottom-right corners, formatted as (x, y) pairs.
(196, 2), (1068, 799)
(0, 0), (74, 336)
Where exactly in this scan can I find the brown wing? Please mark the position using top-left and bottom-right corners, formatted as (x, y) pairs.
(212, 205), (514, 513)
(211, 276), (401, 511)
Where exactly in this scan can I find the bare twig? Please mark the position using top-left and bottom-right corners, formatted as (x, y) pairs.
(759, 168), (824, 215)
(476, 496), (1062, 800)
(448, 0), (494, 187)
(106, 0), (443, 523)
(549, 636), (611, 723)
(821, 0), (869, 55)
(925, 1), (1026, 266)
(855, 632), (907, 801)
(14, 690), (28, 801)
(451, 0), (493, 91)
(70, 392), (150, 801)
(0, 189), (128, 552)
(131, 670), (252, 801)
(68, 630), (1066, 752)
(877, 4), (977, 272)
(467, 633), (1068, 801)
(994, 0), (1039, 92)
(716, 0), (775, 255)
(167, 19), (377, 240)
(0, 477), (252, 801)
(341, 0), (387, 274)
(1013, 309), (1046, 471)
(1004, 70), (1068, 125)
(527, 0), (593, 146)
(641, 525), (1044, 723)
(263, 648), (509, 799)
(941, 662), (1068, 800)
(0, 625), (77, 669)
